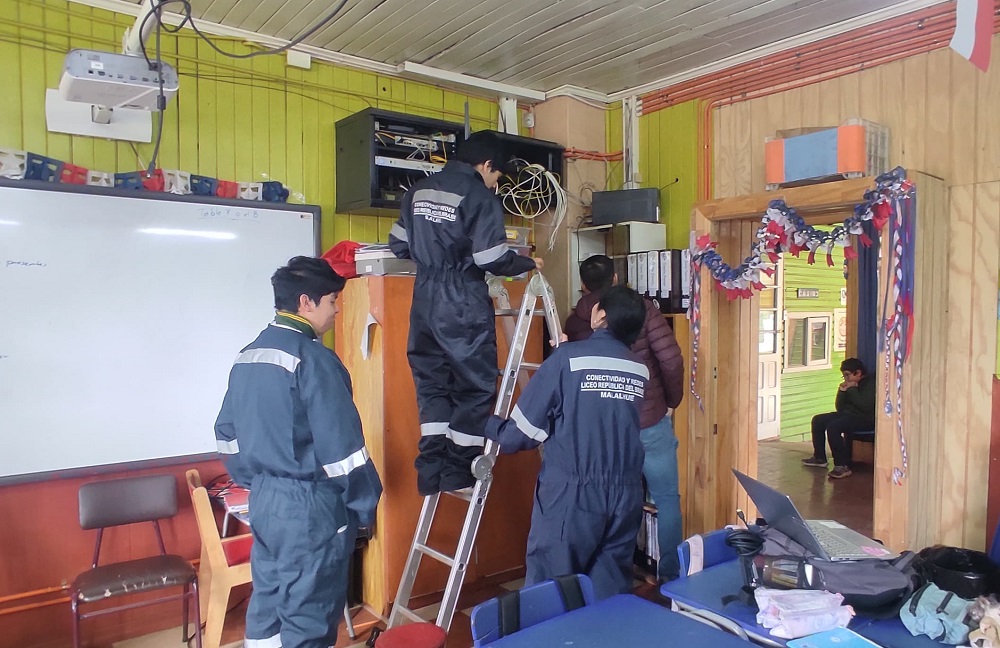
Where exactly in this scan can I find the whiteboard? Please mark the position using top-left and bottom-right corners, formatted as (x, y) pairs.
(0, 181), (319, 481)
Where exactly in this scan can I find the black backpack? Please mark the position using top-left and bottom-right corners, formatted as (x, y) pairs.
(760, 527), (924, 618)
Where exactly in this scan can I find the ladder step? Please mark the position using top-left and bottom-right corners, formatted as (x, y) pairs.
(392, 605), (428, 624)
(519, 362), (541, 371)
(416, 543), (456, 567)
(495, 309), (546, 317)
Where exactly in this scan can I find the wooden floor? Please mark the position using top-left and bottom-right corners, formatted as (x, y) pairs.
(114, 439), (874, 648)
(757, 439), (875, 539)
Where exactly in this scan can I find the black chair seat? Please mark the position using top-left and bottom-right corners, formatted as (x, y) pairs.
(72, 555), (196, 603)
(854, 430), (876, 442)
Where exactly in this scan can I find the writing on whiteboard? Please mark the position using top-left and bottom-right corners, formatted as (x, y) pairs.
(5, 260), (47, 268)
(199, 207), (261, 222)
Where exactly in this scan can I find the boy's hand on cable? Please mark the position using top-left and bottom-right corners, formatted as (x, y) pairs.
(533, 257), (545, 270)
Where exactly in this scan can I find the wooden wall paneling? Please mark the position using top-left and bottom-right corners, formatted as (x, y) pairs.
(880, 61), (905, 166)
(837, 72), (861, 125)
(966, 183), (1000, 549)
(923, 49), (953, 181)
(857, 68), (884, 142)
(738, 220), (759, 519)
(781, 87), (804, 133)
(714, 105), (734, 199)
(0, 6), (23, 148)
(941, 184), (976, 547)
(817, 77), (840, 130)
(748, 98), (768, 195)
(975, 45), (1000, 185)
(671, 319), (691, 536)
(906, 174), (949, 550)
(688, 207), (718, 534)
(900, 54), (928, 179)
(950, 54), (979, 188)
(712, 220), (737, 526)
(800, 83), (821, 130)
(731, 102), (753, 197)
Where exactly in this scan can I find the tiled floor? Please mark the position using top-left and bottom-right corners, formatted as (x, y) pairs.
(757, 439), (875, 538)
(115, 440), (874, 648)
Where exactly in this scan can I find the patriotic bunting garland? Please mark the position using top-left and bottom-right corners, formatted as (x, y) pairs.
(687, 167), (916, 482)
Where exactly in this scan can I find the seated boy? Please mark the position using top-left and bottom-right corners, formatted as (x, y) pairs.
(801, 357), (877, 479)
(484, 286), (649, 600)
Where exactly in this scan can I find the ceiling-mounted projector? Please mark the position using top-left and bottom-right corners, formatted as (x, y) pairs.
(58, 49), (178, 110)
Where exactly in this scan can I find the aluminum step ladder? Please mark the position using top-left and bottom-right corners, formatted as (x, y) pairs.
(387, 271), (563, 631)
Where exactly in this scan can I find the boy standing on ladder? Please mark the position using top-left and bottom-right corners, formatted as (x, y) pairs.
(389, 130), (543, 495)
(485, 286), (649, 600)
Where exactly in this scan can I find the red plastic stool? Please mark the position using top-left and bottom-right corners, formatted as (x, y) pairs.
(374, 622), (447, 648)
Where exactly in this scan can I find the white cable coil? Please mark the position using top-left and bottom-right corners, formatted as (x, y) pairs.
(498, 159), (567, 252)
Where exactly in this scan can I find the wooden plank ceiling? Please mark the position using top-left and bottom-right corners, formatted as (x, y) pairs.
(136, 0), (922, 94)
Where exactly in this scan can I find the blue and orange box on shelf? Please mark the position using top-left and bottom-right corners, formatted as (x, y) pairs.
(765, 120), (888, 189)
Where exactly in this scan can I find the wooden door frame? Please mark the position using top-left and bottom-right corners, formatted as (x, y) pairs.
(686, 174), (943, 550)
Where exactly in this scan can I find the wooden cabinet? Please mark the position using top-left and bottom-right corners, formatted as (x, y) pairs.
(335, 275), (542, 616)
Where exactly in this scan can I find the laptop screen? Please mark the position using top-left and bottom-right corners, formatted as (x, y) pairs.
(732, 469), (831, 560)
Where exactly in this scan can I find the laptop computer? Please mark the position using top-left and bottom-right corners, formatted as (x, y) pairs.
(732, 469), (897, 562)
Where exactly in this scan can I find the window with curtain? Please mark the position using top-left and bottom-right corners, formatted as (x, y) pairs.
(784, 313), (832, 371)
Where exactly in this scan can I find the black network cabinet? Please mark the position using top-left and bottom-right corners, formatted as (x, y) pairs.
(492, 131), (564, 179)
(335, 108), (464, 216)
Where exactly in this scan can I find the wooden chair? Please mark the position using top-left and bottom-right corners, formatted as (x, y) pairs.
(71, 474), (202, 648)
(186, 469), (252, 648)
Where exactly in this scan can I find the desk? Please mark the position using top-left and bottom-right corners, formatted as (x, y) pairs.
(488, 594), (752, 647)
(661, 561), (943, 648)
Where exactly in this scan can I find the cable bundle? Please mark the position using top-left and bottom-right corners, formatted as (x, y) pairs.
(498, 159), (567, 252)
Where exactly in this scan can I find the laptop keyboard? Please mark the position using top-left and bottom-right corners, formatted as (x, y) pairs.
(806, 522), (870, 558)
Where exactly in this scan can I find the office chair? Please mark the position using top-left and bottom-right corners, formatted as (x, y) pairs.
(469, 574), (596, 646)
(70, 474), (202, 648)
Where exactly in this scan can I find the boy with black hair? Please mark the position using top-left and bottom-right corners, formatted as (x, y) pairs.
(215, 256), (382, 648)
(802, 357), (877, 479)
(389, 130), (543, 495)
(485, 285), (649, 600)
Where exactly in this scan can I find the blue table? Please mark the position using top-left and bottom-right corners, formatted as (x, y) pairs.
(487, 593), (753, 647)
(660, 561), (943, 648)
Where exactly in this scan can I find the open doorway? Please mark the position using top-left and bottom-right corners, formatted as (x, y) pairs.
(755, 238), (876, 537)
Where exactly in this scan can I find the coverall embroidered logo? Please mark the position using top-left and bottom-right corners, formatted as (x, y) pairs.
(414, 200), (457, 223)
(580, 374), (646, 401)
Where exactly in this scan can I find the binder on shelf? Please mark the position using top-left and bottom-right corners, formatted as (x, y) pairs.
(680, 249), (692, 310)
(646, 251), (659, 300)
(659, 250), (672, 306)
(626, 254), (638, 291)
(636, 252), (648, 295)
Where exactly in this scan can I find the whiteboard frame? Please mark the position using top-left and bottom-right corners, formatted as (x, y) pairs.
(0, 178), (322, 485)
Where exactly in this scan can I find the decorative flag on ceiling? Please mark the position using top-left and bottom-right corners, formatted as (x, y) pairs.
(949, 0), (993, 72)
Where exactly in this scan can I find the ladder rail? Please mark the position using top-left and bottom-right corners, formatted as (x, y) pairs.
(389, 272), (564, 632)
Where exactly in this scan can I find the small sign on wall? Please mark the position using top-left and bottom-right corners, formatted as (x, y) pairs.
(797, 288), (820, 299)
(834, 308), (848, 352)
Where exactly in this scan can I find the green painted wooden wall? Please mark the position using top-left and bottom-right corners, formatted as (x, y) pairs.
(604, 101), (699, 250)
(638, 102), (699, 251)
(0, 0), (499, 256)
(779, 244), (848, 441)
